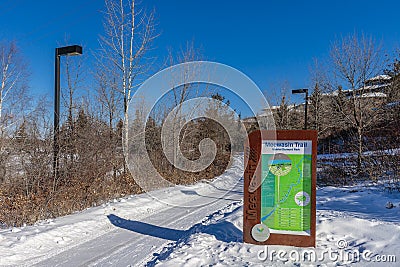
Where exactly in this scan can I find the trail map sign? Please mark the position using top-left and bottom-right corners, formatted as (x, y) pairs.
(243, 130), (317, 247)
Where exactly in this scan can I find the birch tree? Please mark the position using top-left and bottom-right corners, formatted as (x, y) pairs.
(0, 41), (28, 137)
(0, 41), (29, 180)
(98, 0), (157, 163)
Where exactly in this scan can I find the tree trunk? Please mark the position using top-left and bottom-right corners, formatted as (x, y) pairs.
(357, 127), (363, 173)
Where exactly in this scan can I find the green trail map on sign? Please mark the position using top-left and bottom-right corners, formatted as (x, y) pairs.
(261, 150), (312, 233)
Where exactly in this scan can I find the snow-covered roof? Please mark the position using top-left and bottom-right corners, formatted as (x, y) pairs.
(322, 83), (389, 97)
(366, 74), (392, 82)
(359, 92), (387, 98)
(260, 104), (299, 114)
(322, 91), (338, 96)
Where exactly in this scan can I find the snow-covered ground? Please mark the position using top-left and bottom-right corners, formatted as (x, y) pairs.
(1, 155), (399, 266)
(317, 148), (400, 160)
(156, 185), (400, 266)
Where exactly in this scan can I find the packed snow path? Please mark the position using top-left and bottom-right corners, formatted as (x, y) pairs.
(1, 157), (243, 267)
(35, 185), (242, 267)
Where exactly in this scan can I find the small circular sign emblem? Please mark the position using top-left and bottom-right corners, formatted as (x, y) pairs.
(294, 191), (310, 206)
(251, 223), (270, 242)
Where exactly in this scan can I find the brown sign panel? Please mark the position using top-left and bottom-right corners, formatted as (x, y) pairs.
(243, 130), (317, 247)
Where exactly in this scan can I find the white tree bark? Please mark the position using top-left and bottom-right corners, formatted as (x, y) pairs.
(99, 0), (156, 165)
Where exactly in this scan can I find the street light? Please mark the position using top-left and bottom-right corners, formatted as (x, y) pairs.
(292, 88), (308, 130)
(54, 45), (83, 178)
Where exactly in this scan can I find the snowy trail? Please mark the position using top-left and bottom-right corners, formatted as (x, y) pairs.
(36, 189), (242, 267)
(0, 156), (243, 267)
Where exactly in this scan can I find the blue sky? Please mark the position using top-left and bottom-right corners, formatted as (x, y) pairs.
(1, 0), (400, 109)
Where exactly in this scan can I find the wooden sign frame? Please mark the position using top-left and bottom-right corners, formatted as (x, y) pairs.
(243, 130), (317, 247)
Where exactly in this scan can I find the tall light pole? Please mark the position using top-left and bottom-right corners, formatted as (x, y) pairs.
(292, 88), (309, 130)
(54, 45), (83, 178)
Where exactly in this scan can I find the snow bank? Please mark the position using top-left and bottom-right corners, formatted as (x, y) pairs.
(155, 185), (400, 266)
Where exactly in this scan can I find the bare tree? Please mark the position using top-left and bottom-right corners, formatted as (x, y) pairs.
(329, 33), (384, 173)
(0, 41), (29, 135)
(169, 42), (204, 163)
(60, 52), (84, 173)
(0, 41), (29, 181)
(269, 86), (303, 130)
(96, 70), (122, 178)
(276, 94), (290, 129)
(98, 0), (157, 161)
(308, 59), (334, 137)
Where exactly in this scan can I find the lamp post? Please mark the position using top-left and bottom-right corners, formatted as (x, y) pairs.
(53, 45), (83, 178)
(292, 88), (308, 130)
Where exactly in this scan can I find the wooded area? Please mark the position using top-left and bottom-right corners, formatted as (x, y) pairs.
(261, 35), (400, 187)
(0, 1), (399, 228)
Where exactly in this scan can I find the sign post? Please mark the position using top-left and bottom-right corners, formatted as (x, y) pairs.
(243, 130), (317, 247)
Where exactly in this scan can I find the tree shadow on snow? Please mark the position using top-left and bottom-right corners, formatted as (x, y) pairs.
(107, 214), (242, 243)
(107, 212), (242, 266)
